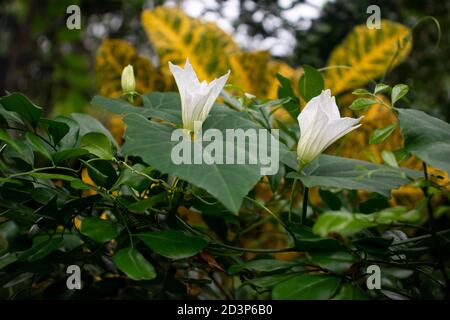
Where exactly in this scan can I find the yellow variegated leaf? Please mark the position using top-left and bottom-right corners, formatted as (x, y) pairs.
(229, 51), (273, 96)
(141, 7), (239, 85)
(267, 60), (303, 100)
(325, 20), (412, 94)
(95, 39), (167, 98)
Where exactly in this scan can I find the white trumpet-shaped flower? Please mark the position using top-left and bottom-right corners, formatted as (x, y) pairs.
(297, 89), (363, 167)
(169, 58), (230, 133)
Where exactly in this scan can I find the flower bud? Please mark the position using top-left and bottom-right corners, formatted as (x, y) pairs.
(121, 65), (135, 95)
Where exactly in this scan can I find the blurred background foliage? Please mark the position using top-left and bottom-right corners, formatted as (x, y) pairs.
(1, 0), (448, 185)
(0, 0), (447, 119)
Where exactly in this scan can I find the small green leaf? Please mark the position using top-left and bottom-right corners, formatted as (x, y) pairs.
(381, 150), (398, 167)
(52, 148), (89, 164)
(0, 128), (24, 155)
(113, 247), (156, 281)
(0, 92), (42, 127)
(71, 113), (117, 147)
(391, 84), (409, 105)
(25, 132), (53, 161)
(352, 88), (371, 95)
(313, 207), (420, 237)
(40, 118), (70, 145)
(276, 73), (300, 119)
(310, 251), (357, 273)
(29, 172), (79, 182)
(247, 273), (300, 288)
(374, 83), (390, 94)
(80, 132), (113, 160)
(70, 179), (91, 190)
(80, 217), (120, 243)
(298, 65), (324, 102)
(81, 159), (117, 189)
(0, 253), (17, 270)
(349, 98), (377, 110)
(313, 211), (375, 237)
(127, 192), (168, 211)
(369, 124), (397, 144)
(18, 238), (63, 262)
(272, 274), (340, 300)
(0, 105), (24, 126)
(138, 230), (208, 260)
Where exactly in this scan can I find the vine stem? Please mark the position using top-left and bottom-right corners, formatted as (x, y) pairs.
(421, 162), (449, 292)
(174, 215), (294, 253)
(115, 159), (171, 189)
(1, 166), (79, 181)
(244, 196), (296, 245)
(301, 186), (309, 225)
(288, 179), (297, 223)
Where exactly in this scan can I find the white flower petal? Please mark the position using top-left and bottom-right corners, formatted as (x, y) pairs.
(169, 59), (230, 132)
(200, 70), (230, 121)
(296, 89), (363, 166)
(318, 89), (340, 120)
(320, 116), (363, 152)
(297, 107), (329, 164)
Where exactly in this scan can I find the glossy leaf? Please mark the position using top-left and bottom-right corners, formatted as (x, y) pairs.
(0, 92), (42, 127)
(80, 132), (113, 160)
(80, 217), (120, 243)
(369, 124), (397, 144)
(397, 108), (450, 173)
(272, 274), (341, 300)
(113, 247), (156, 281)
(138, 231), (208, 260)
(298, 65), (324, 102)
(391, 84), (409, 105)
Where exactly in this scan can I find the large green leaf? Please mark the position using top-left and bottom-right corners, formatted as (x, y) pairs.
(272, 274), (341, 300)
(91, 95), (153, 118)
(285, 154), (419, 197)
(80, 217), (120, 243)
(92, 92), (181, 124)
(121, 93), (266, 213)
(113, 247), (156, 281)
(397, 108), (450, 174)
(138, 230), (208, 260)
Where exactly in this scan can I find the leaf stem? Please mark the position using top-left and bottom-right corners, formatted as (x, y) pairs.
(301, 186), (309, 225)
(288, 179), (297, 223)
(421, 162), (450, 292)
